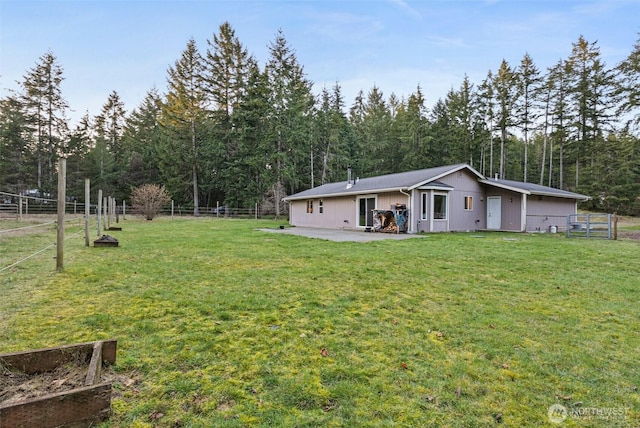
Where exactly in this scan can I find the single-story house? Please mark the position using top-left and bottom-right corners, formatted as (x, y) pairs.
(283, 163), (590, 233)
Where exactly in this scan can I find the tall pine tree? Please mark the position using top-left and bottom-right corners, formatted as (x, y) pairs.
(20, 51), (68, 194)
(264, 29), (315, 217)
(159, 38), (208, 215)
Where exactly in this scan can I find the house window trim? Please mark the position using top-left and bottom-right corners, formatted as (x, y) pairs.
(421, 192), (428, 220)
(432, 192), (448, 221)
(319, 199), (324, 214)
(464, 195), (473, 211)
(306, 200), (313, 214)
(356, 195), (377, 228)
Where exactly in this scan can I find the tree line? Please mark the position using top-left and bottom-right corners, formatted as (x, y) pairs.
(1, 23), (639, 216)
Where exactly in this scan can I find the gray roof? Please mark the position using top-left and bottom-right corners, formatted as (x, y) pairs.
(481, 178), (590, 200)
(284, 163), (591, 202)
(284, 164), (474, 201)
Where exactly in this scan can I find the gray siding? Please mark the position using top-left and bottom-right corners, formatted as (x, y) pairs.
(484, 188), (523, 231)
(287, 165), (582, 235)
(440, 170), (486, 231)
(526, 196), (577, 232)
(289, 196), (357, 229)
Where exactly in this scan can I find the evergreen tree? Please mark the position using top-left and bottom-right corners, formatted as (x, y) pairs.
(477, 71), (496, 176)
(66, 113), (92, 199)
(203, 22), (256, 209)
(20, 51), (69, 194)
(395, 85), (430, 171)
(0, 95), (32, 194)
(228, 62), (272, 211)
(616, 33), (640, 133)
(348, 90), (368, 175)
(159, 38), (208, 215)
(546, 59), (572, 188)
(515, 53), (542, 182)
(445, 76), (478, 166)
(493, 59), (519, 179)
(429, 97), (453, 167)
(121, 88), (163, 190)
(313, 83), (351, 185)
(264, 29), (315, 217)
(95, 91), (127, 162)
(565, 36), (615, 189)
(360, 85), (393, 175)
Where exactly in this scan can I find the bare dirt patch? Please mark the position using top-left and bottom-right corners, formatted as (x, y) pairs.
(0, 358), (138, 405)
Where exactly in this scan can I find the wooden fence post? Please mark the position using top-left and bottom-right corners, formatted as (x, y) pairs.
(56, 159), (66, 272)
(97, 190), (102, 236)
(84, 179), (90, 247)
(613, 212), (618, 240)
(103, 196), (108, 231)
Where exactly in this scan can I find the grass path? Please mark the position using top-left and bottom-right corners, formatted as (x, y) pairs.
(1, 218), (639, 427)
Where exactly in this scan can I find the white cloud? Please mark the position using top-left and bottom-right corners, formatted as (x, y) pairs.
(388, 0), (423, 20)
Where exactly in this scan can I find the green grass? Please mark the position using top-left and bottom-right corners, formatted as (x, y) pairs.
(1, 218), (639, 427)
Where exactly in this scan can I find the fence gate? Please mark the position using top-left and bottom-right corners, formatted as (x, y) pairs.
(0, 203), (18, 219)
(566, 213), (612, 239)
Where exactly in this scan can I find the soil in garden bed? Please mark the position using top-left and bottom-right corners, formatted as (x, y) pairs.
(0, 355), (136, 405)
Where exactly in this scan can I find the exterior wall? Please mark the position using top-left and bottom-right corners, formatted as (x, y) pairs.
(376, 192), (411, 213)
(484, 188), (523, 231)
(526, 196), (577, 232)
(288, 168), (580, 234)
(412, 170), (486, 233)
(411, 190), (426, 233)
(289, 196), (357, 229)
(288, 191), (410, 230)
(439, 171), (486, 231)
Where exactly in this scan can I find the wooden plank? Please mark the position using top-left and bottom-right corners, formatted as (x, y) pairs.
(85, 341), (103, 386)
(0, 339), (117, 374)
(0, 383), (111, 428)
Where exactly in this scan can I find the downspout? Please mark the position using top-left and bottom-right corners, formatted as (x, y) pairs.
(399, 189), (412, 233)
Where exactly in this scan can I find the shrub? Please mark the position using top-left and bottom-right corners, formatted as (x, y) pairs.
(131, 184), (171, 220)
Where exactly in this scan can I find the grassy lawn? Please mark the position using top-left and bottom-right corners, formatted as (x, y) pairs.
(1, 218), (639, 427)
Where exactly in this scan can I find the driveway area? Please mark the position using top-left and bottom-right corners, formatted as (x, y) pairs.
(258, 226), (425, 242)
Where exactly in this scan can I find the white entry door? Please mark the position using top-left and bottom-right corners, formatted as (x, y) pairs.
(487, 196), (501, 230)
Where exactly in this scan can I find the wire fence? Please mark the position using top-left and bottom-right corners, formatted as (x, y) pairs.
(0, 215), (87, 274)
(0, 185), (288, 276)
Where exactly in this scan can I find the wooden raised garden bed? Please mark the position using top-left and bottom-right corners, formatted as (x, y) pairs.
(0, 339), (117, 428)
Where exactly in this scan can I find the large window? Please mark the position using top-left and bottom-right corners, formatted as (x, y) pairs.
(306, 200), (313, 213)
(433, 193), (447, 220)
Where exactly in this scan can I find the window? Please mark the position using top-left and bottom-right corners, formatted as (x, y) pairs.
(433, 193), (447, 220)
(421, 193), (428, 220)
(319, 199), (324, 214)
(464, 196), (473, 211)
(306, 200), (313, 213)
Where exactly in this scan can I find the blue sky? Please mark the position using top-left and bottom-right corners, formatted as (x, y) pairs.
(1, 0), (638, 125)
